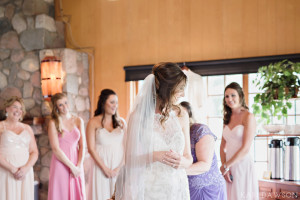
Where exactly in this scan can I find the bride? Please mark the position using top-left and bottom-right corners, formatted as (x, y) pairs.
(116, 62), (192, 200)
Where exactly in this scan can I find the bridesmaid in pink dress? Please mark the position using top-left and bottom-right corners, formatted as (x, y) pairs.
(220, 82), (258, 200)
(48, 93), (86, 200)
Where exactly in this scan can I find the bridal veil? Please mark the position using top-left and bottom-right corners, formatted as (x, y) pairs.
(115, 74), (156, 200)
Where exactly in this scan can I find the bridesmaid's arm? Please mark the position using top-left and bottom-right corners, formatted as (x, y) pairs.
(86, 118), (115, 178)
(14, 124), (39, 180)
(220, 134), (227, 167)
(222, 113), (256, 171)
(48, 119), (80, 177)
(186, 134), (215, 175)
(220, 133), (232, 183)
(76, 117), (85, 167)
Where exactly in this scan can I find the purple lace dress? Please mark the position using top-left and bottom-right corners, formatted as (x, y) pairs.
(188, 124), (227, 200)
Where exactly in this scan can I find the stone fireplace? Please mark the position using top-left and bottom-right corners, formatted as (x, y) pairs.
(0, 1), (90, 199)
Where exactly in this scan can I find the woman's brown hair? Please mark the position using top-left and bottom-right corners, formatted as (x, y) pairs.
(180, 101), (193, 118)
(51, 93), (67, 134)
(152, 62), (187, 124)
(94, 89), (122, 129)
(223, 82), (248, 125)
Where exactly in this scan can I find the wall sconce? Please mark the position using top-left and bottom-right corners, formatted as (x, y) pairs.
(41, 56), (62, 100)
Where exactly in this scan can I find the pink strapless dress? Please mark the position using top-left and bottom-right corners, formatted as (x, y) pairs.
(222, 125), (259, 200)
(48, 127), (86, 200)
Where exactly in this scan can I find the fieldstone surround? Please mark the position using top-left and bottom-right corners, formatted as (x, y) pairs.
(0, 0), (64, 116)
(0, 1), (90, 200)
(39, 48), (90, 123)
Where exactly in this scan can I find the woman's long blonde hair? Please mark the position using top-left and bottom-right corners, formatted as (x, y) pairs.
(51, 93), (67, 134)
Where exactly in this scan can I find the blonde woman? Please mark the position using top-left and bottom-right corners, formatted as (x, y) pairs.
(0, 96), (38, 200)
(48, 93), (86, 200)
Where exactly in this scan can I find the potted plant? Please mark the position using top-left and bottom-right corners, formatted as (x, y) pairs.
(252, 60), (300, 125)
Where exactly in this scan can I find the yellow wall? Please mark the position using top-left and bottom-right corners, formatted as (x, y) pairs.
(56, 0), (300, 118)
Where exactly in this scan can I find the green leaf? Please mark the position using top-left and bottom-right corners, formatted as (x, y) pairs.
(262, 112), (269, 119)
(282, 107), (287, 115)
(283, 71), (290, 76)
(254, 94), (260, 102)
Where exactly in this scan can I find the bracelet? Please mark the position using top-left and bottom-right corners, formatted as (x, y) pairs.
(223, 164), (230, 172)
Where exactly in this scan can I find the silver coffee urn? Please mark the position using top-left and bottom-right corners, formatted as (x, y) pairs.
(284, 137), (300, 181)
(269, 139), (284, 179)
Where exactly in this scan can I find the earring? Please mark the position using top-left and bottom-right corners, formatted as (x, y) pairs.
(5, 112), (8, 117)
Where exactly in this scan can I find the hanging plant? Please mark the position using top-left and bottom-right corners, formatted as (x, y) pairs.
(252, 60), (300, 124)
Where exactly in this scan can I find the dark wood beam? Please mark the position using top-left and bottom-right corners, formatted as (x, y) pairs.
(124, 53), (300, 81)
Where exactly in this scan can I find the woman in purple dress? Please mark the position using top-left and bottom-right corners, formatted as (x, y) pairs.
(181, 101), (227, 200)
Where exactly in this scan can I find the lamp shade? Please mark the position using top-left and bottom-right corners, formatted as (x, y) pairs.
(41, 56), (62, 99)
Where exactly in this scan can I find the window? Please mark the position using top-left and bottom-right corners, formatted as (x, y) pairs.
(129, 72), (300, 180)
(248, 73), (268, 178)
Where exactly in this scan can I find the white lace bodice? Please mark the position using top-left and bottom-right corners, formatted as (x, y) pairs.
(153, 111), (185, 154)
(144, 111), (190, 200)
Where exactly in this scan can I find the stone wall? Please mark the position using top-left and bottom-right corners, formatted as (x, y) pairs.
(0, 0), (64, 117)
(0, 1), (90, 200)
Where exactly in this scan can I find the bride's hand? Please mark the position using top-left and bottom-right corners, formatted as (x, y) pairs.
(163, 150), (182, 169)
(153, 151), (170, 164)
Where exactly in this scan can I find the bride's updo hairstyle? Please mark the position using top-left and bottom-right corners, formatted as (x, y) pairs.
(152, 62), (187, 124)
